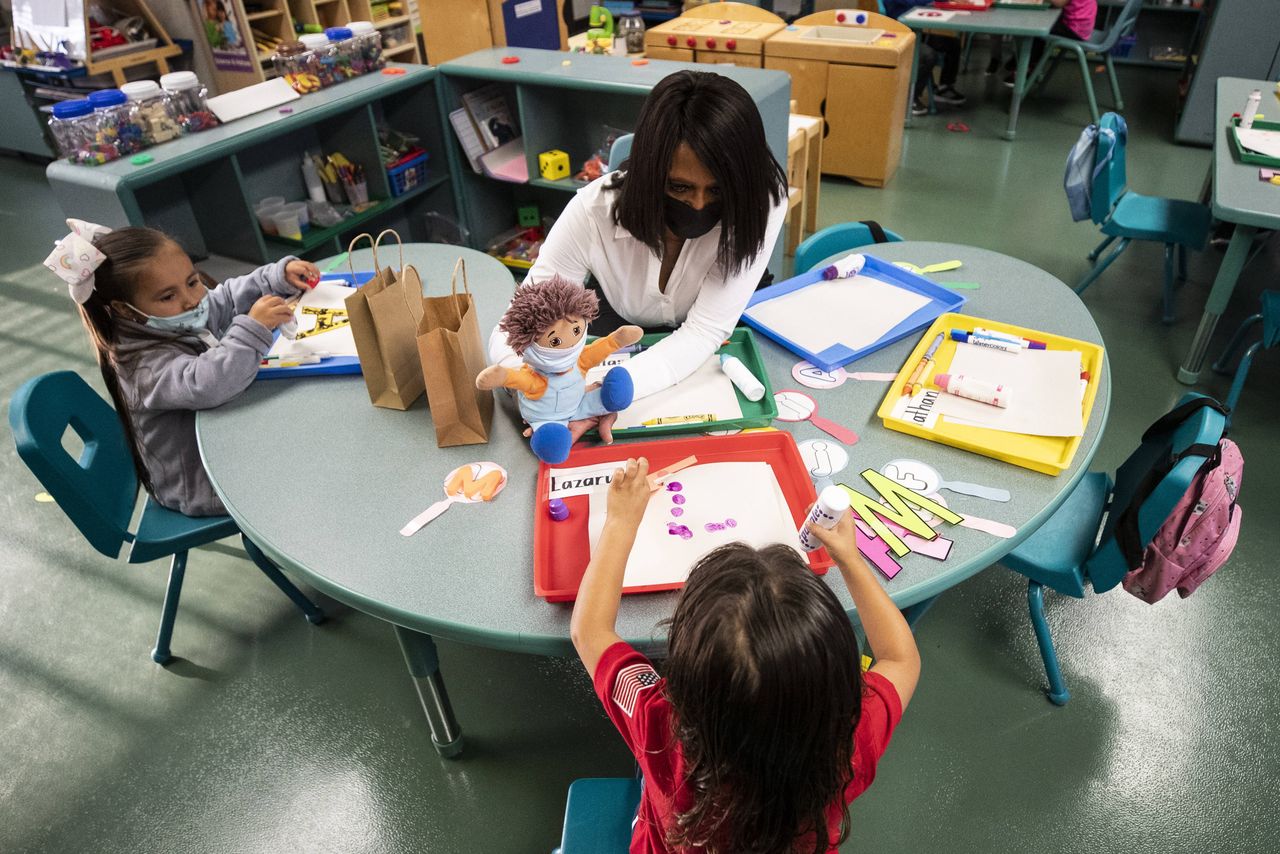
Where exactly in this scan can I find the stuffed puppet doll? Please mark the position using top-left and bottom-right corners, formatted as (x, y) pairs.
(476, 276), (643, 464)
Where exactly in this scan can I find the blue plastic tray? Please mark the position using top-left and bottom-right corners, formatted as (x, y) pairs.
(740, 255), (966, 373)
(256, 270), (374, 380)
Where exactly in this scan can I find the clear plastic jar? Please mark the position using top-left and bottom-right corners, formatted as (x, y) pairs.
(88, 88), (147, 156)
(274, 40), (324, 94)
(160, 71), (220, 134)
(323, 27), (360, 80)
(299, 33), (338, 87)
(618, 11), (646, 54)
(346, 21), (385, 74)
(121, 80), (182, 146)
(49, 99), (113, 164)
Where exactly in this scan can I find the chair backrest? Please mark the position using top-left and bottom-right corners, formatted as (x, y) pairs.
(794, 221), (904, 273)
(606, 133), (633, 173)
(1093, 0), (1144, 51)
(1086, 394), (1228, 593)
(8, 371), (139, 559)
(1089, 112), (1128, 225)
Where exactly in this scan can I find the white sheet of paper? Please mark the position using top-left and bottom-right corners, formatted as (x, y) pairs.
(206, 78), (300, 123)
(608, 355), (744, 430)
(588, 462), (803, 588)
(744, 275), (931, 355)
(935, 345), (1084, 437)
(1236, 127), (1280, 159)
(266, 281), (360, 359)
(546, 461), (624, 500)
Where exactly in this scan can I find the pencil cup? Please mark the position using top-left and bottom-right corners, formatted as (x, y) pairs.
(343, 179), (368, 206)
(272, 208), (304, 241)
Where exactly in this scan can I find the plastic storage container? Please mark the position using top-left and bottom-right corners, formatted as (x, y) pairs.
(346, 21), (385, 73)
(48, 99), (113, 165)
(121, 80), (182, 146)
(88, 88), (147, 156)
(299, 33), (338, 87)
(618, 11), (646, 54)
(386, 149), (428, 196)
(273, 40), (325, 94)
(254, 196), (286, 235)
(323, 27), (360, 80)
(160, 71), (220, 133)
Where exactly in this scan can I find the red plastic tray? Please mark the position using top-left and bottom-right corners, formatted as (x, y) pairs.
(933, 0), (994, 10)
(533, 432), (832, 602)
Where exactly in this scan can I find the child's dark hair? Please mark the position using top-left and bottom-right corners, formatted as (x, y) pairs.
(610, 70), (787, 276)
(76, 226), (181, 492)
(663, 543), (861, 854)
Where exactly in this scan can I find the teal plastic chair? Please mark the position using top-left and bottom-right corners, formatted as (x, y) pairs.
(1026, 0), (1143, 125)
(8, 371), (325, 664)
(793, 220), (903, 275)
(552, 777), (642, 854)
(606, 133), (633, 173)
(1213, 290), (1280, 416)
(1001, 394), (1229, 705)
(1073, 113), (1210, 324)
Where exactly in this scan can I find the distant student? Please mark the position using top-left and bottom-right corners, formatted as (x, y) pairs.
(571, 458), (921, 854)
(884, 0), (967, 115)
(44, 220), (319, 516)
(1004, 0), (1098, 86)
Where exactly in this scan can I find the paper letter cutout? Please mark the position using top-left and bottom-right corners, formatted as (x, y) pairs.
(854, 523), (902, 579)
(447, 466), (506, 501)
(840, 469), (964, 557)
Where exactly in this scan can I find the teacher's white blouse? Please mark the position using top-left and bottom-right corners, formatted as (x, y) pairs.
(487, 174), (787, 400)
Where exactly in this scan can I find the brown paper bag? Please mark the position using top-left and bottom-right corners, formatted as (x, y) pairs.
(416, 257), (493, 447)
(344, 230), (425, 410)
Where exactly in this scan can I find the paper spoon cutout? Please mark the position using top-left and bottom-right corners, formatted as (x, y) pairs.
(893, 260), (963, 275)
(792, 361), (898, 389)
(400, 461), (508, 536)
(774, 390), (860, 445)
(881, 458), (1011, 503)
(797, 439), (850, 480)
(919, 492), (1017, 539)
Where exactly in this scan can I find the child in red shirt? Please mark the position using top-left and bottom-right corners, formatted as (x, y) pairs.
(571, 459), (921, 854)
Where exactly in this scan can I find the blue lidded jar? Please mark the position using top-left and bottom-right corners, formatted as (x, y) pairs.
(88, 88), (147, 156)
(49, 98), (116, 165)
(324, 27), (360, 79)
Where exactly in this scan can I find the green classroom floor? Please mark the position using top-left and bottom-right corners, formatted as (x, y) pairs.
(2, 63), (1278, 853)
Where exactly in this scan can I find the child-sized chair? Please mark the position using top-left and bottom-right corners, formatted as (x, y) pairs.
(1026, 0), (1143, 125)
(552, 777), (642, 854)
(9, 371), (326, 664)
(1000, 394), (1229, 705)
(1072, 112), (1210, 324)
(793, 220), (904, 275)
(1212, 290), (1280, 416)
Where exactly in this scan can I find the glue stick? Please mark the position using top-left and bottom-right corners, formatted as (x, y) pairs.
(934, 373), (1012, 408)
(822, 253), (866, 280)
(1242, 89), (1262, 130)
(720, 354), (765, 401)
(799, 485), (851, 552)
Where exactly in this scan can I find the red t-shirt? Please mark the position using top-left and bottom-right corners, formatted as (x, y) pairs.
(593, 641), (903, 854)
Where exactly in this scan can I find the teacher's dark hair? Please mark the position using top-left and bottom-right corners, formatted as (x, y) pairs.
(611, 70), (787, 276)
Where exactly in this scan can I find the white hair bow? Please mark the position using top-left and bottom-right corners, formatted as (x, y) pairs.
(43, 219), (113, 304)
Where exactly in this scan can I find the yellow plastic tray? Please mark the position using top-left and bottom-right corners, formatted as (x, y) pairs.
(876, 313), (1105, 475)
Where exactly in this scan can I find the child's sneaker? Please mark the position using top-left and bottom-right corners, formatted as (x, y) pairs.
(934, 85), (967, 105)
(911, 98), (929, 117)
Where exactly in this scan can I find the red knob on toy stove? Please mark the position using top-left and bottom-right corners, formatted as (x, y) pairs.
(837, 12), (847, 22)
(667, 35), (677, 46)
(686, 37), (696, 48)
(726, 39), (737, 50)
(706, 37), (717, 49)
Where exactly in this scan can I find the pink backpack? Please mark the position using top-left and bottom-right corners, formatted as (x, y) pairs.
(1116, 399), (1243, 604)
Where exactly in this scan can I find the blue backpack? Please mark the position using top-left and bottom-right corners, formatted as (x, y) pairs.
(1064, 115), (1128, 222)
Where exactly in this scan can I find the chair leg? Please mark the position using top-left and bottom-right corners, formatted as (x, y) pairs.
(152, 551), (188, 665)
(1211, 312), (1263, 375)
(1224, 342), (1262, 416)
(1177, 243), (1188, 282)
(1087, 233), (1118, 262)
(1163, 243), (1177, 324)
(1075, 236), (1131, 294)
(902, 594), (940, 631)
(240, 534), (326, 625)
(1073, 46), (1100, 125)
(1104, 54), (1124, 110)
(1027, 581), (1070, 706)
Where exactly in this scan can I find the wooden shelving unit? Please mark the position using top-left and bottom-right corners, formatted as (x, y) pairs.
(82, 0), (181, 86)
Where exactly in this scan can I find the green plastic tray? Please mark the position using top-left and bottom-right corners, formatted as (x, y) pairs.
(590, 326), (777, 439)
(1229, 117), (1280, 169)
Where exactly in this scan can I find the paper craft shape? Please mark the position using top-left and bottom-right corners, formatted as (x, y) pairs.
(797, 439), (850, 481)
(774, 390), (860, 445)
(745, 275), (932, 356)
(854, 523), (902, 579)
(267, 281), (360, 359)
(880, 458), (1011, 502)
(792, 360), (900, 390)
(933, 344), (1084, 437)
(400, 462), (508, 536)
(648, 456), (698, 492)
(1236, 127), (1280, 159)
(611, 355), (743, 430)
(893, 260), (963, 275)
(920, 492), (1016, 539)
(839, 469), (963, 557)
(587, 461), (801, 589)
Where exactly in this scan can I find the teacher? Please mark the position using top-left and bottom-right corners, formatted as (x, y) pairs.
(488, 70), (789, 405)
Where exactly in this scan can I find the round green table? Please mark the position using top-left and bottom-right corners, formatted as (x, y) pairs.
(197, 242), (1110, 756)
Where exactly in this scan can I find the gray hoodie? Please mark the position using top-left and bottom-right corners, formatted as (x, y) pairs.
(112, 256), (297, 517)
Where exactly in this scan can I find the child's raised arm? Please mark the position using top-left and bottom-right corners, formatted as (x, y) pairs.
(205, 257), (319, 335)
(570, 457), (651, 675)
(810, 512), (921, 709)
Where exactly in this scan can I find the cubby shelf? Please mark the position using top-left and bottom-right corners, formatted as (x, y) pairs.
(263, 174), (450, 254)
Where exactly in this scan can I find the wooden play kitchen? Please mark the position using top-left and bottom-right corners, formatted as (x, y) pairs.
(644, 16), (786, 68)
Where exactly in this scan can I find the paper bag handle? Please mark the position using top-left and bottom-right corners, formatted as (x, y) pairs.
(347, 232), (380, 279)
(448, 257), (470, 326)
(374, 229), (405, 273)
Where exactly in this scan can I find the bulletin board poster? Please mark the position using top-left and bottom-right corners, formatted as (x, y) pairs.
(192, 0), (255, 73)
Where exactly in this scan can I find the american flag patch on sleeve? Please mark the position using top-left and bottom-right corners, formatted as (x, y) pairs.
(612, 663), (660, 717)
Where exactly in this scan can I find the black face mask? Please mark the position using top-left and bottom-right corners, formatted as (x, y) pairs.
(664, 196), (722, 240)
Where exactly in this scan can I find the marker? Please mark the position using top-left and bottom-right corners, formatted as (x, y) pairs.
(261, 354), (323, 367)
(902, 333), (944, 397)
(822, 253), (866, 280)
(950, 330), (1020, 354)
(262, 351), (330, 361)
(934, 373), (1012, 408)
(973, 327), (1047, 350)
(641, 414), (716, 426)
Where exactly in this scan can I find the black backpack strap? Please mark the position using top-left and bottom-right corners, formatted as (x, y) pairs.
(859, 220), (890, 244)
(1140, 398), (1228, 444)
(1114, 441), (1223, 570)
